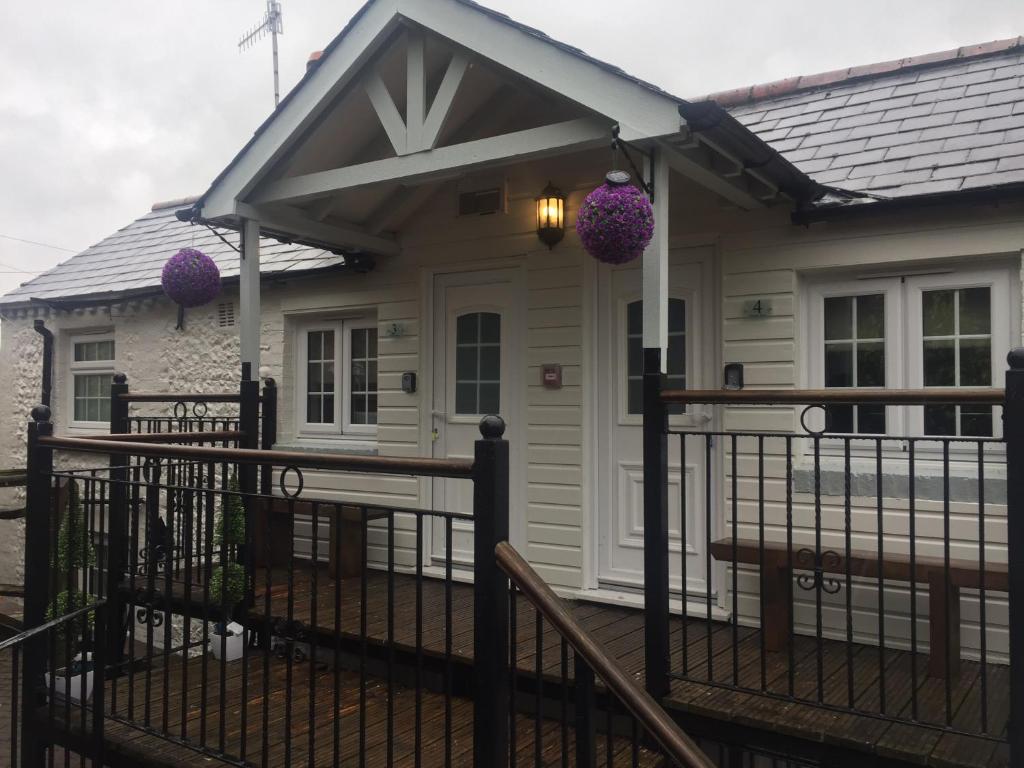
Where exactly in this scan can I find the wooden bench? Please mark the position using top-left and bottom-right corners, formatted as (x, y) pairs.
(709, 537), (1008, 679)
(255, 498), (388, 578)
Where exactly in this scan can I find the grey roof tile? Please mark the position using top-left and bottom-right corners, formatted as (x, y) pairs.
(904, 149), (969, 170)
(962, 168), (1024, 187)
(901, 112), (956, 131)
(865, 169), (935, 189)
(720, 46), (1024, 200)
(931, 160), (998, 179)
(0, 206), (342, 306)
(847, 159), (910, 179)
(968, 139), (1024, 161)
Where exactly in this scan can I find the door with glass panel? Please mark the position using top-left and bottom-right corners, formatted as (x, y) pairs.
(597, 248), (714, 594)
(431, 269), (522, 567)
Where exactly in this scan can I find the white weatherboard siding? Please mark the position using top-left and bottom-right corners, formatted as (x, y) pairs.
(0, 167), (1021, 659)
(712, 198), (1024, 662)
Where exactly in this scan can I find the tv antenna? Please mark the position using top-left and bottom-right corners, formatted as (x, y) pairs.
(239, 1), (285, 107)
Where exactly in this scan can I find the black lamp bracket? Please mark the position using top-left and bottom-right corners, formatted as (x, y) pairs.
(611, 125), (655, 199)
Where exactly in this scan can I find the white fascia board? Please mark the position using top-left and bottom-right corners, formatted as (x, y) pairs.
(202, 0), (684, 220)
(250, 117), (610, 206)
(397, 0), (683, 141)
(201, 0), (403, 221)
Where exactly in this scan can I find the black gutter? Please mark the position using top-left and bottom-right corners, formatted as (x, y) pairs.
(792, 180), (1024, 225)
(677, 101), (831, 205)
(32, 320), (53, 408)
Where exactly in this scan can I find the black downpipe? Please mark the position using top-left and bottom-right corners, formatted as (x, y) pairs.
(33, 320), (53, 408)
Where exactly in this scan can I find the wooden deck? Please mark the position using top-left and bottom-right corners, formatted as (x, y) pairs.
(47, 654), (661, 768)
(16, 564), (1012, 767)
(234, 566), (1008, 768)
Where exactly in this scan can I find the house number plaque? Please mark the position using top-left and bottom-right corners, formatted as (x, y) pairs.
(742, 299), (774, 318)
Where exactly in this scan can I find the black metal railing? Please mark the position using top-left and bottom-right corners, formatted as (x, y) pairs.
(640, 346), (1021, 760)
(2, 599), (107, 767)
(15, 390), (515, 766)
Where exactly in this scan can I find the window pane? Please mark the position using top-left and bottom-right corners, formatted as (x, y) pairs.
(480, 313), (501, 344)
(323, 395), (334, 421)
(351, 395), (366, 426)
(925, 405), (956, 436)
(367, 361), (378, 391)
(923, 339), (955, 386)
(366, 395), (377, 425)
(74, 376), (87, 397)
(480, 346), (500, 381)
(307, 395), (323, 423)
(351, 328), (366, 358)
(454, 313), (500, 415)
(456, 346), (476, 380)
(857, 342), (885, 387)
(825, 405), (853, 433)
(457, 314), (478, 344)
(667, 334), (685, 377)
(959, 338), (991, 386)
(824, 297), (853, 340)
(627, 301), (642, 336)
(98, 397), (111, 423)
(323, 361), (334, 389)
(351, 361), (366, 391)
(74, 398), (87, 422)
(308, 331), (321, 360)
(856, 294), (884, 339)
(479, 383), (500, 414)
(922, 290), (955, 336)
(669, 298), (686, 333)
(858, 405), (886, 434)
(959, 287), (991, 334)
(961, 405), (992, 437)
(456, 383), (477, 415)
(308, 362), (323, 392)
(627, 336), (642, 378)
(628, 380), (643, 416)
(824, 343), (853, 387)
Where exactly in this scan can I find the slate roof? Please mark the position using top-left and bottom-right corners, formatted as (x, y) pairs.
(0, 200), (341, 308)
(716, 39), (1024, 200)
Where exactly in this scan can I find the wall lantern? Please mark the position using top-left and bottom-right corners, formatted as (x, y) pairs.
(535, 182), (566, 249)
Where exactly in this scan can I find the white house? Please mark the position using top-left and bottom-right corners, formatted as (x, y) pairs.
(2, 0), (1022, 664)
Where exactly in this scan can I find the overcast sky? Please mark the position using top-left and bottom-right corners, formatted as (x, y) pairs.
(1, 0), (1022, 297)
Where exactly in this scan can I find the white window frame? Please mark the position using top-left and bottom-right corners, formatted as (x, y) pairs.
(68, 332), (116, 429)
(805, 262), (1018, 448)
(806, 277), (905, 438)
(295, 317), (378, 440)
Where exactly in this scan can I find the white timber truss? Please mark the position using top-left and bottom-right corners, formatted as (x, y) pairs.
(197, 0), (803, 375)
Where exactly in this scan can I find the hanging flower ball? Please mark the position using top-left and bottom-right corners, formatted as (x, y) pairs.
(575, 171), (655, 264)
(161, 248), (222, 308)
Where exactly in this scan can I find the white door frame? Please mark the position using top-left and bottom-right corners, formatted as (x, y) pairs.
(418, 261), (527, 571)
(585, 241), (724, 606)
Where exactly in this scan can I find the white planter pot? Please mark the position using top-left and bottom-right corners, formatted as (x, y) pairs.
(210, 622), (247, 662)
(46, 654), (95, 703)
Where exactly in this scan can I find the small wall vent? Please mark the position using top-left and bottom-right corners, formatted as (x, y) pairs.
(217, 303), (236, 328)
(458, 187), (503, 217)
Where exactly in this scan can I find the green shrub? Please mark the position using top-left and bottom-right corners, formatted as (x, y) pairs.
(214, 474), (245, 548)
(209, 561), (246, 608)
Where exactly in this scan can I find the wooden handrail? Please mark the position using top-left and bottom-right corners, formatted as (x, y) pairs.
(87, 431), (245, 444)
(662, 387), (1004, 405)
(495, 541), (716, 768)
(118, 392), (243, 403)
(0, 469), (26, 488)
(38, 436), (475, 479)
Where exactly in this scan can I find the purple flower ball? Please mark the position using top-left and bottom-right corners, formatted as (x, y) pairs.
(161, 248), (222, 308)
(575, 181), (655, 264)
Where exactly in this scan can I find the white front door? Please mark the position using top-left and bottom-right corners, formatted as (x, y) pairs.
(431, 268), (523, 567)
(597, 247), (715, 596)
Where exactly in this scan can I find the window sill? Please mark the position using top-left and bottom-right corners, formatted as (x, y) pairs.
(275, 438), (379, 456)
(67, 424), (112, 437)
(793, 455), (1006, 504)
